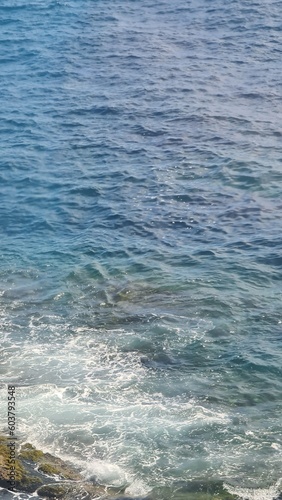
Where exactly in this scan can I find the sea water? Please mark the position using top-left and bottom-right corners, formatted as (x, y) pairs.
(0, 0), (282, 498)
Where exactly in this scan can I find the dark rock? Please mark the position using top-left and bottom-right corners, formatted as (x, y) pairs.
(37, 481), (112, 499)
(37, 483), (71, 499)
(19, 444), (82, 481)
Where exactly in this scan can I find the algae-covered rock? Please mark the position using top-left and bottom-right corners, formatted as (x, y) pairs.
(19, 443), (82, 481)
(37, 481), (109, 499)
(0, 435), (23, 487)
(0, 437), (84, 494)
(19, 443), (44, 462)
(38, 463), (63, 476)
(0, 436), (111, 499)
(0, 435), (43, 493)
(37, 483), (71, 498)
(17, 473), (44, 493)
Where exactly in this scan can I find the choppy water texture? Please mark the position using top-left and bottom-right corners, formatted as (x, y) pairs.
(1, 0), (282, 498)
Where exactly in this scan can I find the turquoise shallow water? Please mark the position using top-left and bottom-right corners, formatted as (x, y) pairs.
(0, 0), (282, 498)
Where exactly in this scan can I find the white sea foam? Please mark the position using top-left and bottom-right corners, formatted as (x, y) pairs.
(84, 459), (131, 488)
(224, 480), (282, 500)
(125, 479), (152, 497)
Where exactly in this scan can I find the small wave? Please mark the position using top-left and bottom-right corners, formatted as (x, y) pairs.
(67, 105), (121, 117)
(237, 92), (265, 100)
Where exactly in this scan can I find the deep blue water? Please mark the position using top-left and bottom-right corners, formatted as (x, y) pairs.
(1, 0), (282, 498)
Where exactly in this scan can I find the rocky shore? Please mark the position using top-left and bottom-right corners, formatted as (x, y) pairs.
(0, 435), (120, 499)
(1, 435), (281, 500)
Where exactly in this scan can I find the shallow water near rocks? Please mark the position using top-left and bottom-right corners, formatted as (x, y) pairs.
(0, 0), (282, 498)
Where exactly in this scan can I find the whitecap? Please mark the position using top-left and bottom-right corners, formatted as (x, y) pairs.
(84, 459), (131, 488)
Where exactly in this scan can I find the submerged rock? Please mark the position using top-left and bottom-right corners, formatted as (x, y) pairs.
(150, 480), (281, 500)
(150, 480), (239, 500)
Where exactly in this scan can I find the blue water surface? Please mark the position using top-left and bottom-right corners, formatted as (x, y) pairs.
(0, 0), (282, 498)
